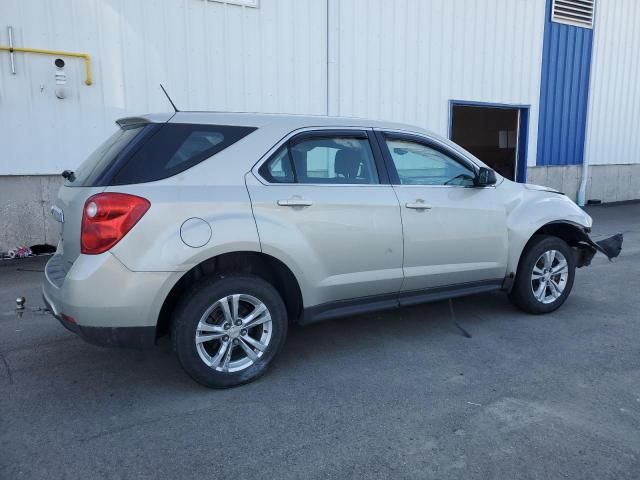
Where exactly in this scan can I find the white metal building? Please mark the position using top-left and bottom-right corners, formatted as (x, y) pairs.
(0, 0), (639, 251)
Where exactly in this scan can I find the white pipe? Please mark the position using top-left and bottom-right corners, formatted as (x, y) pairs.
(578, 7), (599, 206)
(577, 157), (589, 206)
(578, 75), (594, 206)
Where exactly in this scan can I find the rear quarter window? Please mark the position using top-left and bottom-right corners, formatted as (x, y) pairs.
(111, 123), (256, 185)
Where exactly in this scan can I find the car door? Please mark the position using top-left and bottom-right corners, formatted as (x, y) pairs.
(247, 128), (404, 310)
(375, 130), (508, 295)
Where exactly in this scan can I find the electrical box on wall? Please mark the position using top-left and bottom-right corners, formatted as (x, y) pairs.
(54, 57), (67, 99)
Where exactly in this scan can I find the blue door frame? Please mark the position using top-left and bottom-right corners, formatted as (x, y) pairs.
(448, 100), (530, 183)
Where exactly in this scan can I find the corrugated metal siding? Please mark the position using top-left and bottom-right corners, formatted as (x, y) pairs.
(332, 0), (546, 167)
(0, 0), (327, 175)
(585, 0), (640, 165)
(536, 0), (593, 166)
(0, 0), (547, 175)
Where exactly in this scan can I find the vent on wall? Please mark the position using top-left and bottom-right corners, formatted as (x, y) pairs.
(552, 0), (595, 28)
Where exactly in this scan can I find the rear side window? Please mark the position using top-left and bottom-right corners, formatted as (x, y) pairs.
(70, 123), (256, 186)
(259, 135), (379, 184)
(111, 124), (256, 185)
(260, 147), (294, 183)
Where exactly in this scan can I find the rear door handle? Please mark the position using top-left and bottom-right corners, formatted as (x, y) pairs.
(405, 200), (432, 210)
(277, 199), (313, 207)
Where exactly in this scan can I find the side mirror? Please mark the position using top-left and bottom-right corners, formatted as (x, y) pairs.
(474, 167), (497, 186)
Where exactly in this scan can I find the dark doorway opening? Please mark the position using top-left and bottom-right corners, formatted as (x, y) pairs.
(450, 103), (528, 182)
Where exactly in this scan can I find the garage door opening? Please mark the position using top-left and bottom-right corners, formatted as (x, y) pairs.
(450, 103), (528, 182)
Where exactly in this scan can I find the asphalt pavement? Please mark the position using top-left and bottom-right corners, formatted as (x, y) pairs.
(1, 203), (639, 479)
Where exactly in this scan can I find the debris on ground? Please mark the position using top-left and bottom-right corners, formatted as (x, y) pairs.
(5, 246), (32, 259)
(1, 244), (56, 261)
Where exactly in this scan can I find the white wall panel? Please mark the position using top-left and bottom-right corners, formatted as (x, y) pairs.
(584, 0), (640, 166)
(0, 0), (548, 176)
(0, 0), (327, 175)
(332, 0), (546, 166)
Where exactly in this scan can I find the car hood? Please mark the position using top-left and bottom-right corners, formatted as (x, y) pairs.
(523, 183), (563, 194)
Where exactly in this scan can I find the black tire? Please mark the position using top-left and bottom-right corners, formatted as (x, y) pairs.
(172, 274), (288, 388)
(509, 235), (576, 314)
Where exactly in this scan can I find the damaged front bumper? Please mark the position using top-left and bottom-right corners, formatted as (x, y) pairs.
(575, 232), (623, 267)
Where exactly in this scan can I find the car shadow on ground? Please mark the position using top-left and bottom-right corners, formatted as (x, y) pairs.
(8, 290), (517, 394)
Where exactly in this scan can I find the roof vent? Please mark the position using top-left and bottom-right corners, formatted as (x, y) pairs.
(552, 0), (595, 28)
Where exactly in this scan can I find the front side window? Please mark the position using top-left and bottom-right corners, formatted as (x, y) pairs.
(385, 138), (476, 186)
(260, 135), (379, 184)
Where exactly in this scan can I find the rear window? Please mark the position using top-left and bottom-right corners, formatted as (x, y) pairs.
(71, 125), (149, 186)
(70, 123), (256, 186)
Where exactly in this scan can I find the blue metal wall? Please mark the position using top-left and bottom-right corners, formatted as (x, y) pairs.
(536, 0), (594, 166)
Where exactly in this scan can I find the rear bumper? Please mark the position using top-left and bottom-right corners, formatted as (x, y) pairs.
(42, 293), (155, 348)
(42, 252), (180, 348)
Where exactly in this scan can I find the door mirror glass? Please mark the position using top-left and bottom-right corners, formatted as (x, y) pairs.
(475, 167), (497, 186)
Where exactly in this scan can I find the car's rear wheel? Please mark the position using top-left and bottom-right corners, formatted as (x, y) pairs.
(509, 235), (576, 314)
(172, 274), (287, 388)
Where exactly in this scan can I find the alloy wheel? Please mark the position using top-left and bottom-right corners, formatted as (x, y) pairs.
(530, 249), (569, 304)
(195, 294), (273, 372)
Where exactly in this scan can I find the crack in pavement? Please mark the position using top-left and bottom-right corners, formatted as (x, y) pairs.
(0, 352), (14, 384)
(0, 336), (76, 355)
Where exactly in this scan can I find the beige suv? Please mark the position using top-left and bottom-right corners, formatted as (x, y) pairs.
(43, 112), (622, 388)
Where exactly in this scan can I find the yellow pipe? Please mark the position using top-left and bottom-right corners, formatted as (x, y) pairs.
(0, 45), (92, 85)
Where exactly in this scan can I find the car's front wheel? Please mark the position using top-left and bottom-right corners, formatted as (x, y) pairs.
(509, 235), (576, 314)
(172, 274), (288, 388)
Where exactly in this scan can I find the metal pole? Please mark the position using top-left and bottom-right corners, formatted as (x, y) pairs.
(8, 25), (16, 74)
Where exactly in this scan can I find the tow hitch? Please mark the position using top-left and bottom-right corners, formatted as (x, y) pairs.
(14, 296), (50, 319)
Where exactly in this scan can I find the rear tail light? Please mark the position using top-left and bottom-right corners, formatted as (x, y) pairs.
(81, 193), (150, 254)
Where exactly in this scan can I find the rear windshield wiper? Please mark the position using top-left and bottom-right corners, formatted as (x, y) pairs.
(61, 170), (75, 182)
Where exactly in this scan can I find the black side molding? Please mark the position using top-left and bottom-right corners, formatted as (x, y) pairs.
(300, 279), (503, 326)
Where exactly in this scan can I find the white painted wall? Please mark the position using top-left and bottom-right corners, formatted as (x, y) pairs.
(0, 0), (547, 176)
(0, 0), (328, 175)
(584, 0), (640, 166)
(330, 0), (547, 167)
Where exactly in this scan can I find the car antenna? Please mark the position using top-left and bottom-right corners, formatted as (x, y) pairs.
(160, 84), (180, 112)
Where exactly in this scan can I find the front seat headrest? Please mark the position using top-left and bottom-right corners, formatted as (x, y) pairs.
(335, 149), (362, 180)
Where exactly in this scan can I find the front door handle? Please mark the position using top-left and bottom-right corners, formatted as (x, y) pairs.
(405, 200), (432, 210)
(277, 198), (313, 207)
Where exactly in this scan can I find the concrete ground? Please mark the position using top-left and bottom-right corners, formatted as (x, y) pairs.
(1, 203), (639, 479)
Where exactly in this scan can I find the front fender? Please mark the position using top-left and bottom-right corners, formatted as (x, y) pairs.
(504, 189), (592, 277)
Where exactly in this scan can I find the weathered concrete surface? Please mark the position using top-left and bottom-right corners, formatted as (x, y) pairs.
(527, 164), (640, 203)
(0, 203), (638, 479)
(0, 175), (63, 252)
